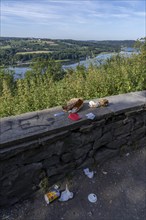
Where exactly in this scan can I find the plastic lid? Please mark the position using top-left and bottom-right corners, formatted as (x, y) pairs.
(88, 193), (97, 203)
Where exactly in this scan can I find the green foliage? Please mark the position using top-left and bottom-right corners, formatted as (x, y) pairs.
(0, 68), (15, 95)
(0, 48), (146, 118)
(0, 37), (135, 66)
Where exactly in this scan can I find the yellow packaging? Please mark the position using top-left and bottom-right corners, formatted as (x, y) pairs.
(44, 189), (60, 204)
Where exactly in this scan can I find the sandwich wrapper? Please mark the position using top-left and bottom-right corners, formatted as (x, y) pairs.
(59, 185), (73, 202)
(83, 168), (94, 178)
(62, 98), (84, 113)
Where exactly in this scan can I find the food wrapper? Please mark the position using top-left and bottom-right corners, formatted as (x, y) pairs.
(44, 189), (60, 204)
(62, 98), (84, 113)
(98, 98), (109, 107)
(59, 184), (73, 202)
(89, 101), (99, 108)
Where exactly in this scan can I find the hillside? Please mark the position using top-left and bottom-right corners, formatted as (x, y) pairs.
(0, 37), (135, 66)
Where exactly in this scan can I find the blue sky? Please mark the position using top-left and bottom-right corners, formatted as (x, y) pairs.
(1, 0), (146, 40)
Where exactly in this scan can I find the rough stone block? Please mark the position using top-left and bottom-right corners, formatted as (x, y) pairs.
(114, 123), (132, 136)
(78, 158), (95, 169)
(107, 92), (145, 114)
(46, 163), (76, 177)
(81, 128), (102, 144)
(93, 132), (112, 149)
(94, 147), (119, 164)
(88, 149), (96, 157)
(130, 127), (146, 142)
(0, 163), (42, 206)
(134, 136), (146, 148)
(61, 152), (74, 163)
(75, 154), (87, 167)
(74, 143), (92, 159)
(79, 124), (94, 133)
(133, 117), (145, 130)
(106, 137), (128, 149)
(92, 119), (105, 127)
(63, 132), (82, 150)
(43, 156), (60, 168)
(103, 120), (123, 133)
(91, 128), (102, 141)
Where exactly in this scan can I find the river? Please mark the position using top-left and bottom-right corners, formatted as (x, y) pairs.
(8, 51), (137, 79)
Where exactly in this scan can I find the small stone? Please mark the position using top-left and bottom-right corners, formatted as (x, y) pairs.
(88, 211), (93, 217)
(92, 180), (95, 184)
(102, 171), (108, 175)
(2, 216), (10, 220)
(126, 153), (130, 156)
(109, 200), (112, 204)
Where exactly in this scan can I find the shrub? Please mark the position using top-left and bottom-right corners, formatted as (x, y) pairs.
(0, 42), (146, 118)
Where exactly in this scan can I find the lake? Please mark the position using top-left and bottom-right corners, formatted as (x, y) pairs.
(8, 51), (137, 79)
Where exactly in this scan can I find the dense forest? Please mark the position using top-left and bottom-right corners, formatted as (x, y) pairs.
(0, 38), (145, 118)
(0, 37), (136, 66)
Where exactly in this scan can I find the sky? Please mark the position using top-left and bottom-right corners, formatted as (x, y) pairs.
(1, 0), (146, 40)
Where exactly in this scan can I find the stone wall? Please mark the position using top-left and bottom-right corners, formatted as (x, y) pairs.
(0, 91), (146, 206)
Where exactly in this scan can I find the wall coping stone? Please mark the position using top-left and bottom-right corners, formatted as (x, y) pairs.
(0, 91), (146, 146)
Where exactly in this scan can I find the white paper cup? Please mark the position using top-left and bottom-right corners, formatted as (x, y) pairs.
(88, 193), (97, 203)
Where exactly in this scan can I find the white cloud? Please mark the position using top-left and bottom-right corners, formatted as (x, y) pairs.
(1, 1), (64, 23)
(133, 11), (146, 17)
(1, 0), (145, 23)
(111, 14), (129, 18)
(1, 0), (145, 39)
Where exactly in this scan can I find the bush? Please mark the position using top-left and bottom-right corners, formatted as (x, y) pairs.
(0, 43), (146, 118)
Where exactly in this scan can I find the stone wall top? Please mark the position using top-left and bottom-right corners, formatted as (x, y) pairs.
(0, 91), (146, 146)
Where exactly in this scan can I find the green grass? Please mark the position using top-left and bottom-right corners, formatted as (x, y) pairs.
(0, 45), (11, 49)
(16, 51), (52, 55)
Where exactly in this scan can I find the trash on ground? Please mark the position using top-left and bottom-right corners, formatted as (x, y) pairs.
(88, 193), (97, 203)
(54, 184), (60, 189)
(89, 101), (99, 108)
(86, 113), (96, 120)
(62, 98), (84, 113)
(68, 113), (81, 121)
(98, 98), (109, 107)
(102, 171), (108, 175)
(83, 168), (94, 178)
(126, 153), (130, 156)
(54, 112), (65, 117)
(44, 185), (60, 204)
(59, 184), (73, 202)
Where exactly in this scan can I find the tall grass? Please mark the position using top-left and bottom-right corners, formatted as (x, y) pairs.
(0, 52), (146, 118)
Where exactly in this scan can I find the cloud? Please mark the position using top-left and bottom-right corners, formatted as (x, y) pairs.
(111, 14), (129, 18)
(1, 0), (145, 23)
(133, 12), (146, 17)
(1, 0), (145, 39)
(1, 2), (62, 21)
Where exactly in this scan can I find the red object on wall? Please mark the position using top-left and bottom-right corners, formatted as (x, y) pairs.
(68, 113), (81, 121)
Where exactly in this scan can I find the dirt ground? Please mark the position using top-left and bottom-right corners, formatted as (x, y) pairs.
(0, 147), (146, 220)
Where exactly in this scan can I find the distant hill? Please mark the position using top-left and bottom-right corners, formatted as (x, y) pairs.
(0, 37), (136, 66)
